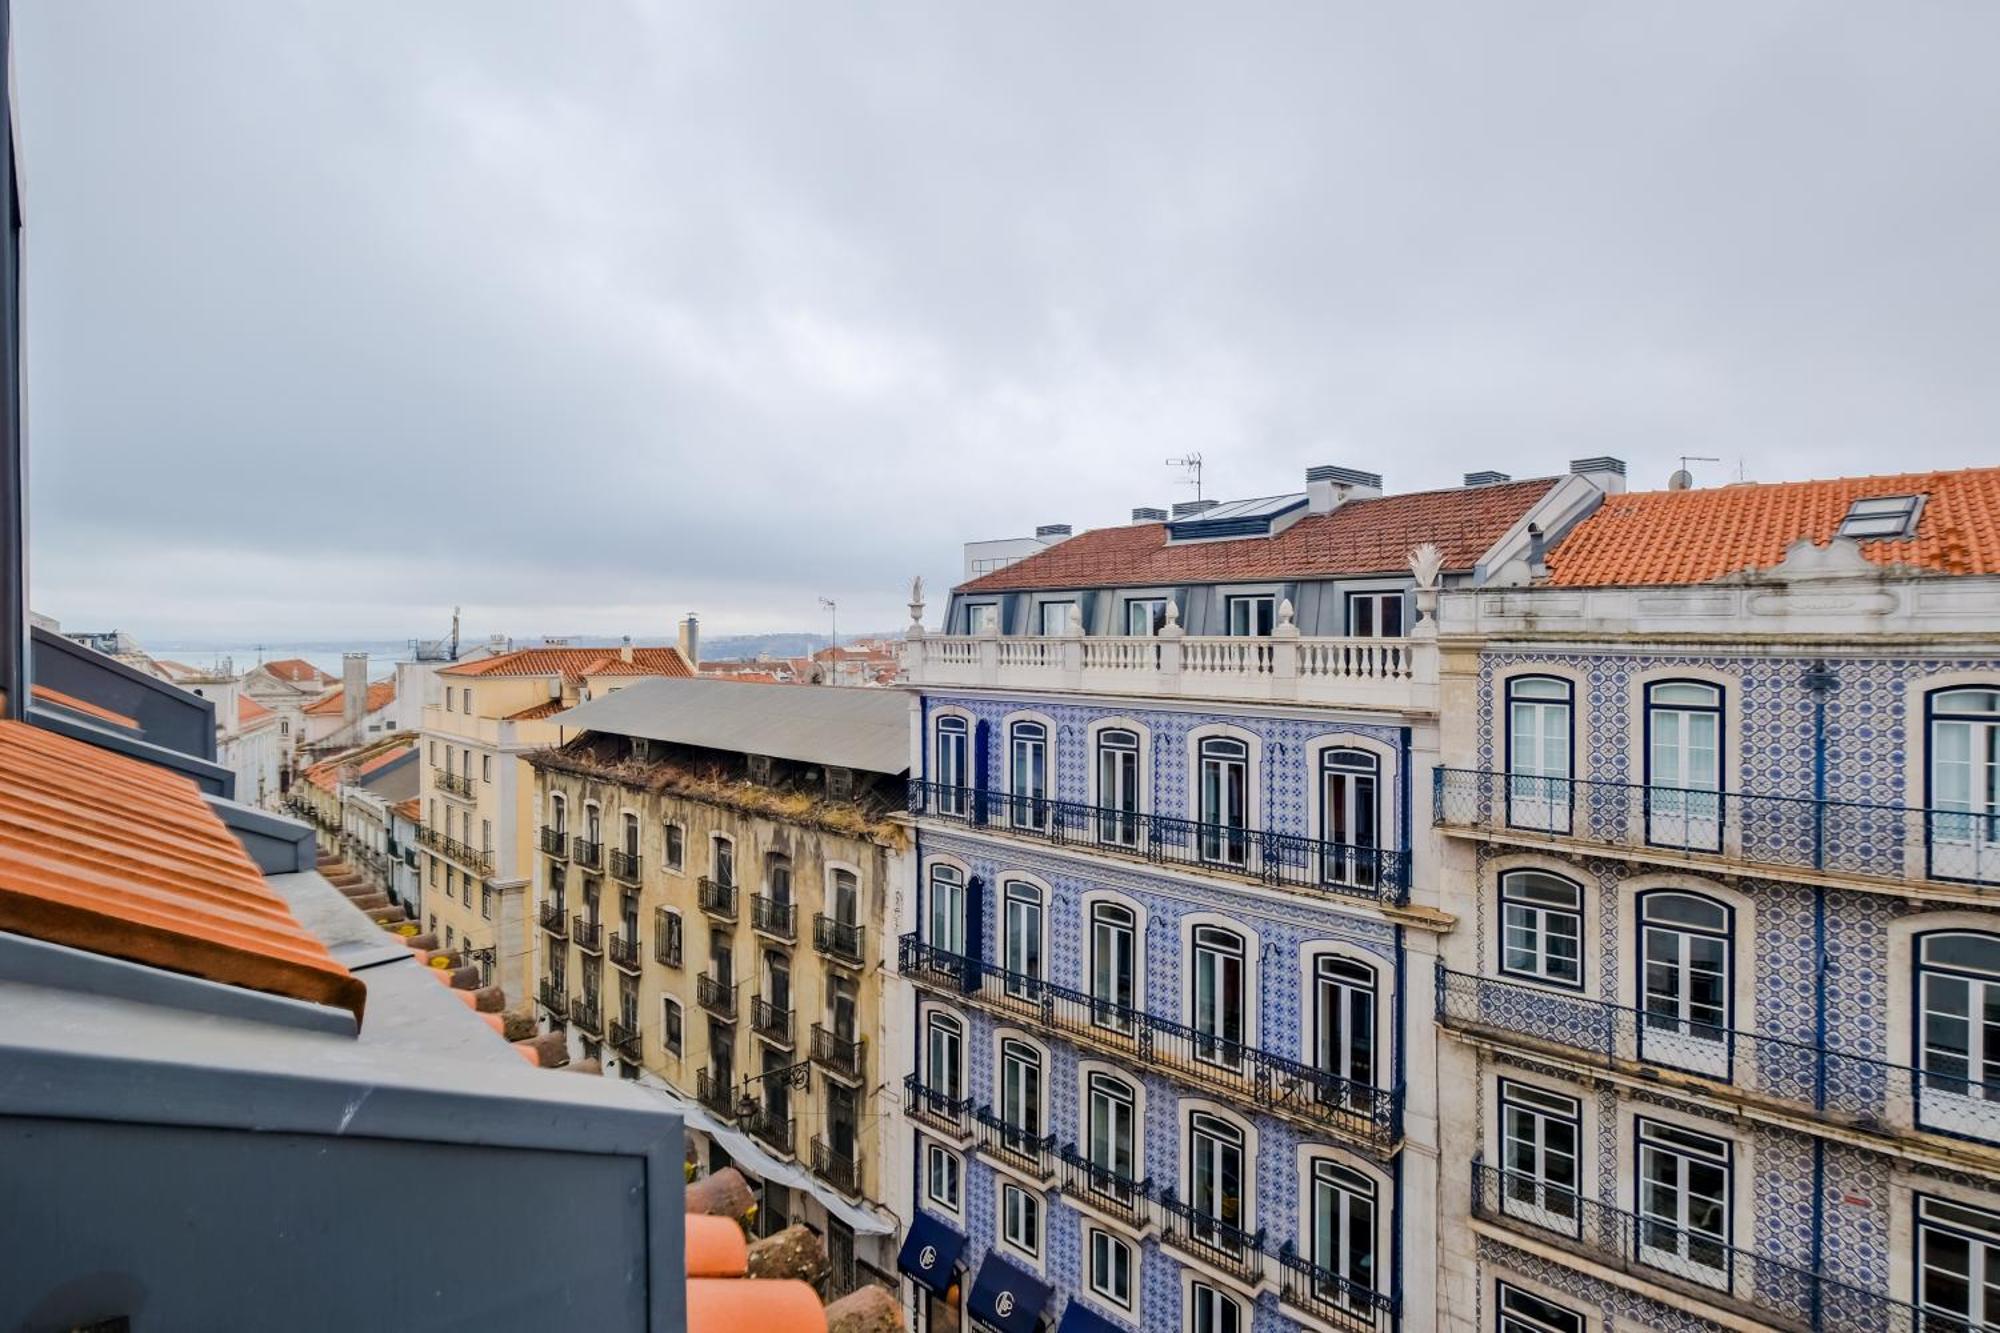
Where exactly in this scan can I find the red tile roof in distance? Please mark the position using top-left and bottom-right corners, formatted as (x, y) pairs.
(0, 719), (366, 1021)
(236, 694), (273, 723)
(1547, 466), (2000, 587)
(303, 678), (397, 717)
(957, 477), (1559, 593)
(260, 657), (337, 685)
(32, 684), (139, 729)
(438, 646), (693, 682)
(504, 699), (568, 722)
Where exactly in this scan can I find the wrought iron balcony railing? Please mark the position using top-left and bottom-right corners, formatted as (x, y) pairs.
(971, 1105), (1057, 1180)
(1056, 1143), (1152, 1230)
(902, 1073), (974, 1138)
(569, 995), (603, 1035)
(1275, 1242), (1397, 1333)
(695, 1067), (736, 1118)
(572, 837), (602, 870)
(435, 769), (476, 799)
(609, 849), (641, 883)
(750, 895), (797, 941)
(1156, 1190), (1267, 1287)
(908, 779), (1409, 906)
(809, 1025), (866, 1083)
(900, 934), (1401, 1150)
(747, 1107), (795, 1157)
(571, 915), (603, 953)
(1439, 969), (2000, 1147)
(696, 973), (738, 1021)
(1434, 767), (2000, 890)
(813, 914), (865, 966)
(698, 877), (737, 921)
(538, 825), (568, 858)
(537, 901), (567, 936)
(810, 1137), (862, 1197)
(608, 931), (642, 973)
(1470, 1160), (1925, 1330)
(610, 1019), (641, 1061)
(750, 996), (794, 1047)
(536, 979), (567, 1020)
(415, 824), (493, 877)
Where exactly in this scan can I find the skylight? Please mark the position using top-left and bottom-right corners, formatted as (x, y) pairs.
(1164, 493), (1308, 542)
(1837, 494), (1923, 540)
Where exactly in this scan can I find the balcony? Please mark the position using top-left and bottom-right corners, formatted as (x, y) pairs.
(750, 996), (794, 1048)
(698, 877), (738, 922)
(903, 631), (1434, 711)
(435, 769), (476, 800)
(1056, 1143), (1151, 1230)
(908, 780), (1410, 907)
(812, 913), (865, 967)
(572, 837), (602, 871)
(971, 1105), (1057, 1181)
(1439, 969), (2000, 1148)
(608, 931), (642, 973)
(538, 825), (568, 858)
(1434, 767), (2000, 897)
(536, 979), (568, 1021)
(1156, 1190), (1268, 1288)
(810, 1137), (862, 1198)
(415, 824), (493, 877)
(537, 901), (567, 937)
(809, 1024), (866, 1084)
(609, 848), (642, 883)
(903, 1074), (974, 1140)
(569, 995), (603, 1036)
(696, 973), (738, 1021)
(901, 934), (1401, 1151)
(750, 894), (796, 942)
(747, 1107), (795, 1157)
(1470, 1160), (1922, 1331)
(609, 1019), (642, 1061)
(571, 915), (604, 954)
(1276, 1244), (1396, 1333)
(695, 1067), (736, 1119)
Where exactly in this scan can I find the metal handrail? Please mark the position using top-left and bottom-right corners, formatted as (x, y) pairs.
(537, 901), (567, 935)
(1275, 1242), (1397, 1332)
(608, 931), (642, 971)
(698, 877), (737, 920)
(609, 848), (642, 882)
(696, 973), (738, 1019)
(572, 837), (602, 870)
(810, 1136), (862, 1196)
(902, 1073), (974, 1135)
(751, 894), (797, 940)
(609, 1019), (641, 1059)
(435, 769), (476, 799)
(1156, 1189), (1267, 1284)
(569, 995), (602, 1034)
(1056, 1142), (1151, 1225)
(971, 1104), (1057, 1178)
(813, 913), (865, 964)
(810, 1024), (866, 1080)
(751, 996), (794, 1046)
(538, 826), (568, 858)
(571, 915), (603, 952)
(908, 779), (1409, 905)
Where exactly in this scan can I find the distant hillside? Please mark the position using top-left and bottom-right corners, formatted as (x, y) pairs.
(699, 632), (897, 661)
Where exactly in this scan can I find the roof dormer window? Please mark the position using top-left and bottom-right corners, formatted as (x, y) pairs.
(1838, 494), (1922, 540)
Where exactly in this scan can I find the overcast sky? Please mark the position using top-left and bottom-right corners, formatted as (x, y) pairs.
(15, 3), (2000, 642)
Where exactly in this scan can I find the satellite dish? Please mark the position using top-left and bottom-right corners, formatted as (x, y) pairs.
(1668, 469), (1693, 491)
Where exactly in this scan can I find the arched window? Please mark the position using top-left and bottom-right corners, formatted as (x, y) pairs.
(1192, 926), (1247, 1067)
(1189, 1282), (1242, 1333)
(1000, 1038), (1043, 1137)
(1089, 901), (1136, 1032)
(1314, 955), (1377, 1104)
(1197, 736), (1251, 866)
(1930, 688), (2000, 883)
(935, 715), (970, 816)
(1309, 1159), (1378, 1308)
(1917, 931), (2000, 1138)
(1506, 676), (1573, 833)
(1002, 879), (1044, 998)
(1645, 681), (1724, 851)
(924, 1010), (963, 1102)
(1187, 1110), (1247, 1252)
(1498, 869), (1584, 988)
(1085, 1072), (1138, 1198)
(1009, 720), (1050, 831)
(621, 811), (639, 857)
(549, 793), (567, 835)
(927, 865), (965, 956)
(765, 852), (792, 904)
(1918, 1193), (2000, 1329)
(1637, 890), (1732, 1077)
(584, 802), (601, 847)
(711, 835), (735, 887)
(829, 868), (858, 927)
(1320, 748), (1380, 887)
(1096, 727), (1141, 846)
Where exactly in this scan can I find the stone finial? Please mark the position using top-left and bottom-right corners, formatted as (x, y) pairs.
(907, 576), (925, 628)
(1159, 597), (1183, 638)
(1065, 603), (1084, 636)
(1274, 598), (1300, 638)
(1409, 542), (1445, 591)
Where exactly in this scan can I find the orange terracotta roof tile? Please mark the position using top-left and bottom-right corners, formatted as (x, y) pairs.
(439, 646), (693, 682)
(352, 741), (414, 779)
(683, 1216), (823, 1333)
(393, 797), (421, 820)
(1547, 465), (2000, 587)
(236, 694), (273, 724)
(259, 657), (338, 685)
(0, 719), (366, 1021)
(504, 699), (568, 722)
(582, 657), (669, 676)
(959, 477), (1559, 593)
(303, 678), (397, 717)
(31, 684), (139, 729)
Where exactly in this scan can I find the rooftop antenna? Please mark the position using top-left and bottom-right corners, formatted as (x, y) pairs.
(1670, 455), (1720, 492)
(1165, 452), (1204, 502)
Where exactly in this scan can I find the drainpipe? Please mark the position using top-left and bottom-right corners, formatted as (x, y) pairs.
(1802, 662), (1838, 1333)
(1392, 922), (1407, 1328)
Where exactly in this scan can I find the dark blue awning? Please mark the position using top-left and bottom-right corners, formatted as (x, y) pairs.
(896, 1211), (966, 1296)
(1055, 1299), (1129, 1333)
(967, 1251), (1052, 1333)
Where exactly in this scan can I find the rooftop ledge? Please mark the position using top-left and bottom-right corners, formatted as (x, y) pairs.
(901, 632), (1437, 711)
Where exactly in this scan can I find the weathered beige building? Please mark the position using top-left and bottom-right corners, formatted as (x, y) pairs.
(527, 677), (911, 1297)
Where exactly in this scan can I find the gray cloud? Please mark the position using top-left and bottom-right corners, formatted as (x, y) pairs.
(16, 1), (2000, 639)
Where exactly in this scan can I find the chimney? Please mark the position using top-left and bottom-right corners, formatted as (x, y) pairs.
(677, 613), (699, 669)
(1305, 465), (1384, 515)
(1463, 470), (1511, 487)
(1171, 500), (1220, 519)
(1131, 507), (1168, 523)
(1569, 456), (1628, 495)
(341, 652), (367, 734)
(1035, 524), (1072, 542)
(619, 635), (634, 664)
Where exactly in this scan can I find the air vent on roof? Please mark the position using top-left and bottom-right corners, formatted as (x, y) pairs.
(1464, 470), (1512, 487)
(1570, 456), (1628, 495)
(1035, 524), (1072, 540)
(1306, 465), (1383, 489)
(1131, 507), (1168, 523)
(1171, 500), (1220, 519)
(1305, 464), (1383, 514)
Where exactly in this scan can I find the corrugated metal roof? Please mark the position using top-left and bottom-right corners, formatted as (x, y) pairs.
(552, 678), (910, 776)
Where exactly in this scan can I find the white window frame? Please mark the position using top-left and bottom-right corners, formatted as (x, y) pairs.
(1498, 869), (1586, 990)
(1086, 1226), (1134, 1311)
(999, 1180), (1043, 1262)
(924, 1140), (963, 1215)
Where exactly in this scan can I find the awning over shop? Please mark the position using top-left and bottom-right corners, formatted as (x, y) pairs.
(1054, 1299), (1130, 1333)
(895, 1210), (967, 1296)
(966, 1251), (1052, 1333)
